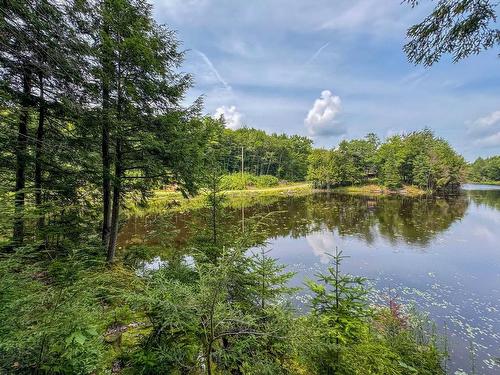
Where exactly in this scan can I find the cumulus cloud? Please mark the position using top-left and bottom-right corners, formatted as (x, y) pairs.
(306, 231), (336, 264)
(304, 90), (345, 137)
(213, 105), (243, 130)
(467, 110), (500, 148)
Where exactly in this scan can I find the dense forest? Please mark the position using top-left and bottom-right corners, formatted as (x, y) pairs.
(217, 128), (312, 181)
(307, 131), (466, 191)
(468, 156), (500, 183)
(0, 0), (468, 374)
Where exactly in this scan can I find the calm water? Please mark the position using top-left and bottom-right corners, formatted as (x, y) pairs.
(119, 184), (500, 374)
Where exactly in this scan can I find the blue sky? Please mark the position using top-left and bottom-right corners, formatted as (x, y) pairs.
(151, 0), (500, 161)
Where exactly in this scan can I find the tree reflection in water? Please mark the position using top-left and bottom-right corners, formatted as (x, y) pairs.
(119, 192), (470, 261)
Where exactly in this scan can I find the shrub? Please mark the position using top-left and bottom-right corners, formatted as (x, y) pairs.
(254, 175), (279, 188)
(220, 173), (256, 190)
(219, 173), (279, 190)
(0, 247), (136, 375)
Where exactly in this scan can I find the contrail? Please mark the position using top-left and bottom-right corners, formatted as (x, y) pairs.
(305, 42), (330, 65)
(195, 50), (231, 90)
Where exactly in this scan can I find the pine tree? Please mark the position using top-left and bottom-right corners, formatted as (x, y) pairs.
(91, 0), (200, 262)
(1, 0), (87, 245)
(251, 247), (295, 310)
(382, 158), (402, 190)
(306, 247), (370, 374)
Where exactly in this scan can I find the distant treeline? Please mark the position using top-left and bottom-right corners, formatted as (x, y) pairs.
(307, 130), (466, 191)
(217, 127), (312, 181)
(468, 156), (500, 182)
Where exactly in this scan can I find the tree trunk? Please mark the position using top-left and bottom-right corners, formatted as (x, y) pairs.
(107, 45), (123, 263)
(13, 68), (32, 246)
(334, 247), (340, 373)
(35, 72), (45, 232)
(107, 138), (121, 263)
(100, 21), (114, 249)
(206, 341), (213, 375)
(211, 174), (217, 245)
(101, 80), (112, 248)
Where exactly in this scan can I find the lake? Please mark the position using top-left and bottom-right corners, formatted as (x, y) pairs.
(119, 184), (500, 374)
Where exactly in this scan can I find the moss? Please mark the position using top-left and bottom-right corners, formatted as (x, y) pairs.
(120, 323), (152, 348)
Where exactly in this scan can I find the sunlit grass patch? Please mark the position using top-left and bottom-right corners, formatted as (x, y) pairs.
(330, 184), (427, 197)
(128, 182), (313, 216)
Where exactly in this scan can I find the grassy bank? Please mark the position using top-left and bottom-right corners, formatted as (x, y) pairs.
(328, 184), (427, 197)
(129, 182), (313, 215)
(129, 182), (431, 217)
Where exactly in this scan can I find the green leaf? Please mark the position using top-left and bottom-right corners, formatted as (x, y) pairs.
(398, 361), (418, 373)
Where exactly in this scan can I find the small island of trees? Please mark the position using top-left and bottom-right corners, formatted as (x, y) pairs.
(307, 130), (466, 192)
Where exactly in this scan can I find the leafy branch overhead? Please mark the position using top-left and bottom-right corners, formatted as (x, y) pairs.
(404, 0), (500, 65)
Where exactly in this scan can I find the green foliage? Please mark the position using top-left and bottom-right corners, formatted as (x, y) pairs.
(250, 247), (297, 309)
(307, 149), (336, 188)
(129, 246), (296, 374)
(220, 173), (279, 190)
(254, 174), (280, 188)
(304, 249), (370, 373)
(0, 247), (135, 374)
(382, 157), (403, 190)
(220, 172), (257, 190)
(468, 156), (500, 182)
(308, 130), (466, 192)
(307, 135), (379, 189)
(217, 127), (313, 181)
(296, 249), (445, 375)
(404, 0), (500, 66)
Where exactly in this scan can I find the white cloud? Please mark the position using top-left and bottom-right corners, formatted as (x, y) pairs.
(306, 231), (336, 264)
(473, 133), (500, 148)
(319, 0), (409, 34)
(468, 110), (500, 148)
(152, 0), (209, 19)
(213, 105), (243, 130)
(469, 111), (500, 135)
(304, 90), (344, 137)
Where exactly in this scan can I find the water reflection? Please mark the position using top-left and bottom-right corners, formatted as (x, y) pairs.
(119, 193), (470, 252)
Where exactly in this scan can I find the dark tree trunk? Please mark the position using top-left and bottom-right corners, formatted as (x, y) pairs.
(206, 341), (213, 375)
(107, 138), (121, 263)
(101, 22), (113, 249)
(13, 68), (32, 246)
(211, 176), (217, 245)
(35, 72), (45, 231)
(107, 49), (123, 263)
(101, 83), (111, 248)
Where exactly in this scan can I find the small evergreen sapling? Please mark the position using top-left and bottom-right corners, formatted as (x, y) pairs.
(306, 247), (370, 373)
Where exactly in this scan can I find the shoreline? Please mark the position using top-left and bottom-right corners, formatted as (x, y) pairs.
(128, 183), (313, 215)
(129, 182), (431, 216)
(466, 180), (500, 186)
(326, 184), (427, 197)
